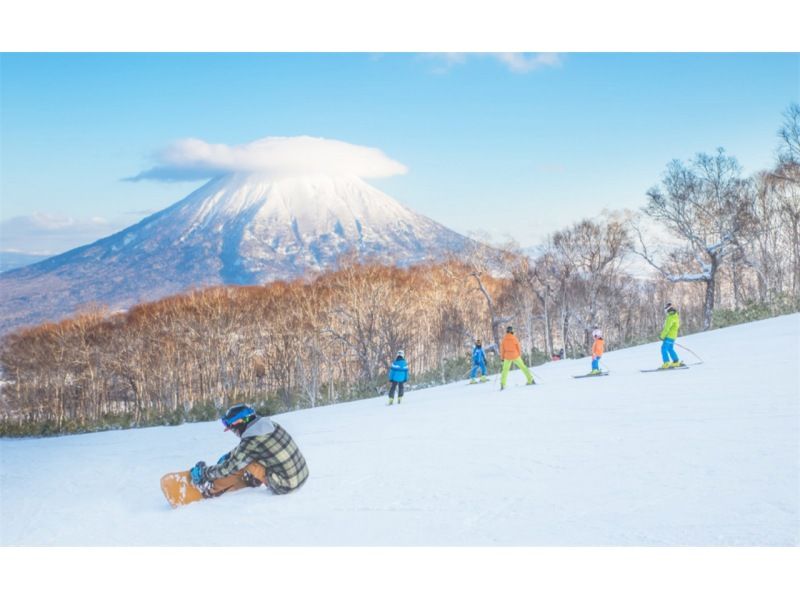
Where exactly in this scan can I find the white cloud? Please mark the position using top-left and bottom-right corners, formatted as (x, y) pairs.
(127, 136), (409, 182)
(494, 52), (563, 73)
(426, 52), (563, 74)
(0, 212), (124, 254)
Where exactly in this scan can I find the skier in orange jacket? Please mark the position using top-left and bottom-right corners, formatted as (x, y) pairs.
(499, 326), (534, 390)
(588, 328), (604, 375)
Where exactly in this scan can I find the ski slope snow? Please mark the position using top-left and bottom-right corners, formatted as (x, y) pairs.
(1, 314), (798, 546)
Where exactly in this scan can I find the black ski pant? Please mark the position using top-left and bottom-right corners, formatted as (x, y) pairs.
(388, 381), (404, 398)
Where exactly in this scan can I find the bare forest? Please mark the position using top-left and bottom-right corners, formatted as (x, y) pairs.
(2, 105), (799, 436)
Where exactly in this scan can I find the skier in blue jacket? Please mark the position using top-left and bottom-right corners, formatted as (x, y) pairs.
(469, 339), (489, 384)
(387, 349), (408, 406)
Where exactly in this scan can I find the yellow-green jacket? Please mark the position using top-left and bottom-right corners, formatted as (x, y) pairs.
(660, 311), (680, 340)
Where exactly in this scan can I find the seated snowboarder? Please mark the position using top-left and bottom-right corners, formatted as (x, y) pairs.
(387, 349), (408, 405)
(189, 403), (309, 497)
(469, 339), (489, 383)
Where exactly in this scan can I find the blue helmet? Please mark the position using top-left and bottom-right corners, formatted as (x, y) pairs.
(221, 403), (256, 433)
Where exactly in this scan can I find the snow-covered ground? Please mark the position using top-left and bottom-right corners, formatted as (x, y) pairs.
(1, 314), (798, 546)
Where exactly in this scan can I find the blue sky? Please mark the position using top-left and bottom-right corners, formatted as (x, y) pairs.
(1, 52), (797, 254)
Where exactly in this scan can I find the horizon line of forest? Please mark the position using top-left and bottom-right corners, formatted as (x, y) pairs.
(1, 103), (798, 437)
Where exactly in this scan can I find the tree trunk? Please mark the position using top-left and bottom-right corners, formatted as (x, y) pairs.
(703, 258), (718, 330)
(541, 290), (553, 357)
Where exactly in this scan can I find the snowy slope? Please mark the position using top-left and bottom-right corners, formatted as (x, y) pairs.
(1, 314), (798, 546)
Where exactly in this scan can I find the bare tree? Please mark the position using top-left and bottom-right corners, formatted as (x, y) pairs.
(551, 214), (632, 345)
(638, 148), (756, 329)
(772, 104), (800, 295)
(448, 240), (516, 350)
(777, 102), (800, 172)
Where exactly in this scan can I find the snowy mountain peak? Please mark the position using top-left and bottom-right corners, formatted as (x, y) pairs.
(178, 173), (418, 238)
(0, 172), (474, 334)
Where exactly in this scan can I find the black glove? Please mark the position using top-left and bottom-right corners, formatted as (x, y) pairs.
(242, 471), (263, 488)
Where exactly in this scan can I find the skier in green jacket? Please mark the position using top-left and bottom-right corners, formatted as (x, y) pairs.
(659, 302), (685, 368)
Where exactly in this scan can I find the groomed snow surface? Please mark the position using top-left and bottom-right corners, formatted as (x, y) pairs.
(1, 314), (798, 546)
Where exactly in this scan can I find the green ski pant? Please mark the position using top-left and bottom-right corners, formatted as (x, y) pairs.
(500, 357), (533, 386)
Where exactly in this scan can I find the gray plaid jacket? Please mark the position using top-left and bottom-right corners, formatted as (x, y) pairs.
(204, 417), (309, 494)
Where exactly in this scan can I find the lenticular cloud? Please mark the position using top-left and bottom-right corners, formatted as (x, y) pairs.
(127, 136), (409, 182)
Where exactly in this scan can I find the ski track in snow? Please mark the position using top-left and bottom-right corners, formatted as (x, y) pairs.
(1, 314), (798, 546)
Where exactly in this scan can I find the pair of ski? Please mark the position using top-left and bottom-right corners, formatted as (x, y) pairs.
(573, 364), (692, 377)
(640, 364), (690, 373)
(573, 371), (610, 379)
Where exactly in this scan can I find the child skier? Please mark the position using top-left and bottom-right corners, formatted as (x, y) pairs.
(589, 328), (604, 375)
(659, 302), (685, 368)
(387, 349), (409, 405)
(499, 326), (535, 390)
(469, 339), (489, 384)
(189, 403), (309, 497)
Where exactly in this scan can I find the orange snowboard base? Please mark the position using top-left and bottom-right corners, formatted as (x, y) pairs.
(161, 463), (268, 508)
(160, 471), (206, 508)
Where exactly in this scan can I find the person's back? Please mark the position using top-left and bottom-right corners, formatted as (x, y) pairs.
(589, 329), (604, 374)
(661, 309), (680, 340)
(387, 350), (408, 405)
(499, 326), (533, 389)
(469, 341), (488, 383)
(658, 303), (684, 368)
(472, 344), (486, 366)
(234, 417), (309, 494)
(500, 332), (521, 360)
(389, 356), (409, 382)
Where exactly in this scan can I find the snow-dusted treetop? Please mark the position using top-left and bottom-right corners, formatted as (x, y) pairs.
(127, 136), (409, 182)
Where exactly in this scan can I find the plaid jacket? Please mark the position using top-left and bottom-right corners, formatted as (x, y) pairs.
(204, 419), (309, 494)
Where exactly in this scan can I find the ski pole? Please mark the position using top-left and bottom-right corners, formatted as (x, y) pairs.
(674, 342), (704, 364)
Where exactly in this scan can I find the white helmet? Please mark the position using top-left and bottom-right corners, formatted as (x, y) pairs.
(592, 328), (602, 339)
(396, 349), (405, 358)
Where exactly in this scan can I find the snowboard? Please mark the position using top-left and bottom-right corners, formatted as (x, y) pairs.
(160, 471), (206, 508)
(161, 463), (268, 508)
(640, 365), (689, 373)
(573, 371), (609, 378)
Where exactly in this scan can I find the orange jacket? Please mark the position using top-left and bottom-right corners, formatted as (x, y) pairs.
(592, 338), (604, 358)
(500, 333), (522, 360)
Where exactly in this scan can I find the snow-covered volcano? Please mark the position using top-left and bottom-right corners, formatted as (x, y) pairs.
(0, 173), (474, 334)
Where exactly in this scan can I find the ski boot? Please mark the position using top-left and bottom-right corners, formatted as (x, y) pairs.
(590, 369), (601, 376)
(469, 378), (478, 384)
(479, 375), (488, 383)
(526, 379), (536, 385)
(669, 360), (685, 368)
(387, 396), (394, 406)
(660, 362), (671, 369)
(397, 395), (403, 404)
